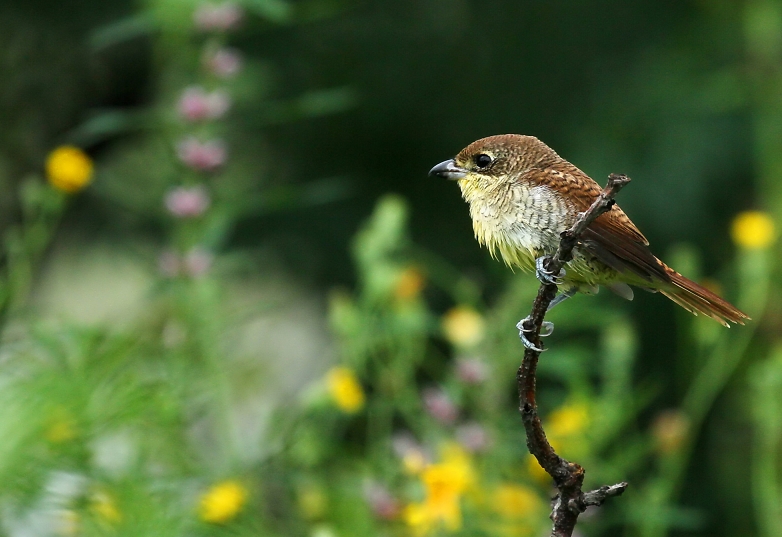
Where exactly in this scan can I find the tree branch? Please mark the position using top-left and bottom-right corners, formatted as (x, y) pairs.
(516, 173), (632, 537)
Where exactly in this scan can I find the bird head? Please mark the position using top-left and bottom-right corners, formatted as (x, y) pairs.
(429, 134), (556, 187)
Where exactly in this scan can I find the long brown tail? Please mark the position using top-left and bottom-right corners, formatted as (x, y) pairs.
(659, 267), (749, 327)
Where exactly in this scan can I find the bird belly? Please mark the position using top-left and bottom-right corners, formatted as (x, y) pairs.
(474, 204), (623, 289)
(465, 183), (566, 271)
(565, 250), (619, 286)
(492, 225), (543, 271)
(462, 180), (620, 286)
(474, 213), (563, 273)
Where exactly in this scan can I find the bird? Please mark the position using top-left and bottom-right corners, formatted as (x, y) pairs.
(429, 134), (748, 348)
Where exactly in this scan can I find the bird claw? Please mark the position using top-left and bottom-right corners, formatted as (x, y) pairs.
(520, 332), (545, 352)
(540, 320), (554, 337)
(516, 317), (554, 352)
(516, 318), (554, 336)
(535, 256), (565, 286)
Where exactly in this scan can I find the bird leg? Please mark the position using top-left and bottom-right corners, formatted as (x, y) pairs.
(516, 317), (554, 352)
(535, 255), (565, 286)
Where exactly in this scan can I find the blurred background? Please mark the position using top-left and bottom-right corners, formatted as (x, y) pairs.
(0, 0), (780, 536)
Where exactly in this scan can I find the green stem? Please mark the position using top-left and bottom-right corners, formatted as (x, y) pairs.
(637, 252), (770, 537)
(750, 348), (782, 537)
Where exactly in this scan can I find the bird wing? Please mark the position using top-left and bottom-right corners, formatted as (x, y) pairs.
(531, 164), (670, 283)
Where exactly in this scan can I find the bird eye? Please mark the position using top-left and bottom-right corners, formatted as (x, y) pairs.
(474, 154), (493, 169)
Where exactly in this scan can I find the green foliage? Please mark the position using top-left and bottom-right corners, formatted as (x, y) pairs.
(0, 1), (781, 536)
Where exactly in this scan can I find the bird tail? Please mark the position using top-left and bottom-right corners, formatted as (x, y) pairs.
(659, 267), (749, 327)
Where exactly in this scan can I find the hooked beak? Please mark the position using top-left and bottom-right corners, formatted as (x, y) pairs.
(429, 159), (467, 180)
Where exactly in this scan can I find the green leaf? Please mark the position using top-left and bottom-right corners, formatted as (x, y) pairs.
(89, 14), (156, 51)
(244, 0), (294, 23)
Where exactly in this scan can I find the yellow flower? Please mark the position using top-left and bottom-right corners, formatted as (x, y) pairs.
(422, 460), (470, 510)
(199, 480), (248, 524)
(547, 402), (589, 439)
(402, 450), (427, 475)
(525, 436), (561, 483)
(442, 306), (485, 347)
(403, 502), (434, 533)
(394, 266), (426, 301)
(526, 454), (549, 484)
(542, 403), (589, 460)
(297, 483), (327, 519)
(46, 146), (94, 193)
(487, 483), (545, 537)
(492, 483), (544, 519)
(403, 443), (474, 535)
(326, 366), (365, 413)
(90, 490), (122, 524)
(731, 211), (776, 249)
(45, 408), (77, 443)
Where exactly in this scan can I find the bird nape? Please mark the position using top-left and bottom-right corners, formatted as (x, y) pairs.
(429, 134), (749, 328)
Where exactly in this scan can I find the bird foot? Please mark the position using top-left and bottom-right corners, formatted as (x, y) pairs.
(535, 256), (565, 286)
(516, 317), (554, 352)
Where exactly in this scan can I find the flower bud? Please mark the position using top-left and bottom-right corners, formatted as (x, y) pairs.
(456, 422), (491, 453)
(441, 306), (485, 348)
(178, 86), (231, 122)
(326, 367), (365, 413)
(158, 250), (181, 278)
(392, 433), (429, 474)
(651, 409), (689, 455)
(199, 480), (248, 524)
(203, 48), (243, 78)
(362, 481), (400, 521)
(184, 247), (214, 278)
(731, 210), (776, 250)
(422, 387), (458, 425)
(45, 146), (93, 193)
(194, 2), (243, 32)
(455, 358), (488, 384)
(176, 137), (227, 171)
(165, 185), (211, 218)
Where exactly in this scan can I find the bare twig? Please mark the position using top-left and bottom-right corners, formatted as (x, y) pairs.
(517, 173), (632, 537)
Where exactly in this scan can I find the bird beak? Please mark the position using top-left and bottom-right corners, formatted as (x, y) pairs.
(429, 159), (467, 180)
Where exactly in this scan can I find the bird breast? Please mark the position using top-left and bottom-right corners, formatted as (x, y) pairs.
(458, 179), (570, 270)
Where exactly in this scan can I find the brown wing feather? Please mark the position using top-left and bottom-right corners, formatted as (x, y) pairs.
(530, 164), (666, 282)
(579, 225), (669, 283)
(528, 162), (748, 325)
(532, 163), (648, 241)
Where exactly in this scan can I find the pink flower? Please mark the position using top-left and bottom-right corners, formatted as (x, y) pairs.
(392, 433), (421, 458)
(178, 86), (231, 122)
(456, 422), (491, 453)
(184, 247), (213, 278)
(159, 250), (181, 278)
(176, 137), (227, 171)
(165, 186), (211, 218)
(158, 248), (214, 278)
(391, 433), (430, 473)
(203, 48), (243, 78)
(362, 481), (400, 521)
(422, 387), (458, 425)
(194, 2), (243, 32)
(456, 358), (488, 384)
